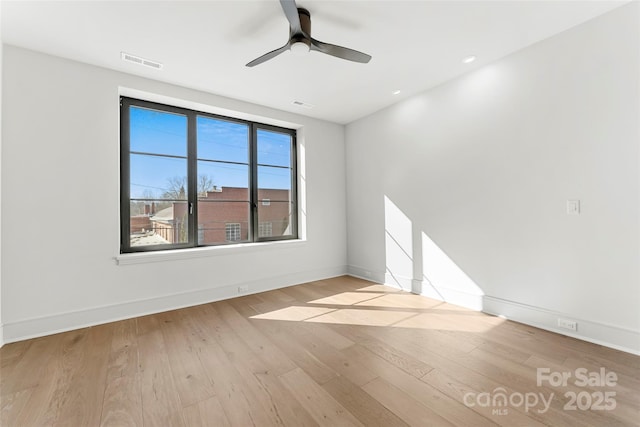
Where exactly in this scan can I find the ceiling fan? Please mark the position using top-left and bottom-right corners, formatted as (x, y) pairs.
(246, 0), (372, 67)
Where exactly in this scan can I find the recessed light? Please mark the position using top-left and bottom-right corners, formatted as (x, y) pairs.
(462, 55), (476, 64)
(392, 90), (401, 95)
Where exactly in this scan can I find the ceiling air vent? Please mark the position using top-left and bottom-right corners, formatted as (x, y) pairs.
(121, 52), (163, 70)
(292, 100), (314, 109)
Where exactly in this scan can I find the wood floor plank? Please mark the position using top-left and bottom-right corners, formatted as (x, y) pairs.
(322, 375), (409, 427)
(300, 321), (356, 351)
(157, 310), (216, 407)
(362, 377), (457, 427)
(279, 367), (364, 427)
(247, 316), (339, 385)
(11, 325), (114, 426)
(0, 334), (60, 396)
(196, 337), (275, 426)
(215, 300), (298, 375)
(137, 316), (186, 427)
(0, 388), (33, 426)
(276, 325), (378, 387)
(100, 318), (143, 427)
(182, 396), (232, 427)
(474, 339), (533, 364)
(57, 324), (113, 426)
(3, 334), (66, 425)
(337, 329), (434, 378)
(0, 340), (31, 370)
(422, 368), (549, 427)
(344, 344), (496, 427)
(251, 367), (320, 427)
(203, 303), (319, 426)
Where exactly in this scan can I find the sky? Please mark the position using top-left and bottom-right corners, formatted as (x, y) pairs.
(129, 106), (292, 200)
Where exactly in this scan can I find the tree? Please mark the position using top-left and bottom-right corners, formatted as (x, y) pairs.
(163, 175), (215, 199)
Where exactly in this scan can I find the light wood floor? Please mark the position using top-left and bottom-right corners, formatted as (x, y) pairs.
(1, 276), (639, 426)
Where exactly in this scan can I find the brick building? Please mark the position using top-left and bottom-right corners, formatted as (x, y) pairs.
(131, 187), (291, 246)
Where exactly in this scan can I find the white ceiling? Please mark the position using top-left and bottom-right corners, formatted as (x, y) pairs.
(1, 0), (627, 124)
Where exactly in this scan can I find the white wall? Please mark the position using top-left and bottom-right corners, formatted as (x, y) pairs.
(346, 3), (640, 353)
(0, 6), (4, 345)
(1, 46), (347, 343)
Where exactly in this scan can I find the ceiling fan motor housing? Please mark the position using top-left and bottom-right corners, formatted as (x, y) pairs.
(293, 8), (312, 48)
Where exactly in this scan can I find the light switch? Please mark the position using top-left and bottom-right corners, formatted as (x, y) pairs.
(567, 200), (580, 215)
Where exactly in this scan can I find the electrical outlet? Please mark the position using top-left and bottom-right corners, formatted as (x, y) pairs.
(558, 318), (577, 331)
(238, 285), (249, 294)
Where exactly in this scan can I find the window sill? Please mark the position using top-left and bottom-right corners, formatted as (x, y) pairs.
(115, 239), (306, 266)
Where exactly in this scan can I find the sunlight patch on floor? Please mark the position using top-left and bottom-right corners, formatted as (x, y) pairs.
(355, 294), (444, 310)
(250, 306), (336, 321)
(392, 313), (501, 332)
(305, 308), (417, 327)
(308, 292), (386, 306)
(356, 285), (402, 293)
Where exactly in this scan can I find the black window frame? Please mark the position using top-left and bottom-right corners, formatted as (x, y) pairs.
(120, 96), (298, 254)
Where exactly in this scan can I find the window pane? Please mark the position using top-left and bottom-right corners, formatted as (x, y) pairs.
(197, 116), (249, 163)
(197, 161), (249, 199)
(257, 129), (292, 167)
(197, 201), (250, 245)
(258, 202), (294, 238)
(130, 106), (187, 156)
(130, 154), (188, 200)
(129, 200), (189, 246)
(258, 165), (291, 192)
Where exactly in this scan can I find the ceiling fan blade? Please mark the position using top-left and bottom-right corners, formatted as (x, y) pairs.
(246, 43), (290, 67)
(280, 0), (302, 34)
(310, 38), (371, 63)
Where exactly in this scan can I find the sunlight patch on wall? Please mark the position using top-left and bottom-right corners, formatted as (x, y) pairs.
(421, 231), (484, 309)
(297, 132), (307, 239)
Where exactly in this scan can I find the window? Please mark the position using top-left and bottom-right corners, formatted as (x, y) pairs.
(225, 223), (241, 242)
(120, 97), (297, 253)
(258, 222), (273, 238)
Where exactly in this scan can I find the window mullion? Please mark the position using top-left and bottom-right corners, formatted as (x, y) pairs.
(250, 123), (259, 242)
(188, 112), (198, 247)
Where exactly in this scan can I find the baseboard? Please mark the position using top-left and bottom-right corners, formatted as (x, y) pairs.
(384, 272), (413, 292)
(414, 279), (484, 311)
(347, 265), (386, 284)
(0, 324), (4, 348)
(347, 266), (484, 311)
(483, 295), (640, 355)
(1, 265), (347, 345)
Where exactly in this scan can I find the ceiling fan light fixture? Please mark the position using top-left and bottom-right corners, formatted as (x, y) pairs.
(290, 41), (310, 55)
